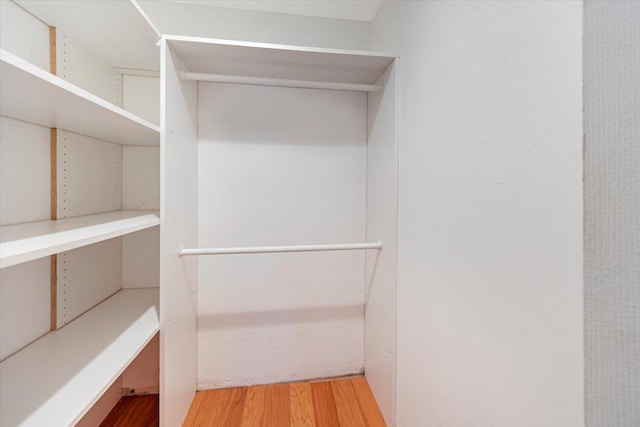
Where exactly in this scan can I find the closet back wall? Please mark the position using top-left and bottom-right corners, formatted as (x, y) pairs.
(196, 82), (367, 388)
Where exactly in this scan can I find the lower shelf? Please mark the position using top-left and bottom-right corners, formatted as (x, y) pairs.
(0, 210), (160, 269)
(0, 288), (159, 427)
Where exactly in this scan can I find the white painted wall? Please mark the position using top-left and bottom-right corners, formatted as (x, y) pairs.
(0, 0), (49, 71)
(172, 0), (382, 22)
(584, 2), (640, 426)
(0, 258), (50, 361)
(57, 238), (121, 327)
(123, 75), (160, 126)
(0, 117), (50, 226)
(122, 146), (160, 211)
(138, 1), (371, 50)
(56, 30), (119, 106)
(365, 64), (398, 425)
(120, 142), (160, 298)
(122, 227), (160, 289)
(57, 131), (121, 219)
(371, 2), (584, 426)
(120, 76), (161, 291)
(196, 82), (367, 388)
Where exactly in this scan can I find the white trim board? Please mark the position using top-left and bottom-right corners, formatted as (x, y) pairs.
(163, 34), (396, 85)
(0, 288), (159, 427)
(0, 210), (159, 269)
(0, 49), (160, 146)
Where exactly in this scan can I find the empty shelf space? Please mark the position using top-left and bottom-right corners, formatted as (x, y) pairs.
(0, 210), (160, 268)
(0, 49), (160, 146)
(164, 35), (396, 86)
(0, 288), (159, 427)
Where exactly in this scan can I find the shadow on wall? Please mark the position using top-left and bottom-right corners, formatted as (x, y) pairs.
(198, 304), (364, 330)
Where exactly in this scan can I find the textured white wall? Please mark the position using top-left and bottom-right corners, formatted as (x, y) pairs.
(372, 1), (584, 426)
(584, 2), (640, 426)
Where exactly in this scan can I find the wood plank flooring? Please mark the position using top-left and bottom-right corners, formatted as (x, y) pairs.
(100, 395), (159, 427)
(184, 376), (386, 426)
(99, 376), (385, 426)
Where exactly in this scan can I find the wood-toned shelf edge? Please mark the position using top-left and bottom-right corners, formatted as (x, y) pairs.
(0, 210), (160, 269)
(0, 288), (159, 427)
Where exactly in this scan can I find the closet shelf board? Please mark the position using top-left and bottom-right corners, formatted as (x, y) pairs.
(0, 210), (160, 269)
(164, 34), (396, 85)
(0, 288), (159, 427)
(0, 49), (160, 146)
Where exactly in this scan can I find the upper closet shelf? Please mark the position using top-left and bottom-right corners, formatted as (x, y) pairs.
(0, 288), (159, 427)
(0, 50), (160, 146)
(164, 35), (396, 86)
(0, 210), (159, 269)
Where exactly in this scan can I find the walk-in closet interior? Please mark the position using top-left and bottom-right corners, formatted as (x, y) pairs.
(1, 0), (613, 426)
(0, 1), (398, 425)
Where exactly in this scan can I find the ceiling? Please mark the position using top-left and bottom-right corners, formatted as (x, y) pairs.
(161, 0), (383, 22)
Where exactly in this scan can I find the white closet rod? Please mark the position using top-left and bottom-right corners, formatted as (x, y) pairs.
(179, 241), (382, 256)
(180, 71), (382, 92)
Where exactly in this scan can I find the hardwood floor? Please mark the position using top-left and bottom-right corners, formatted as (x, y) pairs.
(184, 376), (386, 426)
(100, 395), (159, 427)
(100, 376), (385, 426)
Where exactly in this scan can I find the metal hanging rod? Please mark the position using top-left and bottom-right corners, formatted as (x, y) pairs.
(180, 71), (383, 93)
(179, 241), (382, 256)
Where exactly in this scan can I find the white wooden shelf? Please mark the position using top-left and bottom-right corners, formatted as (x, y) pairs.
(0, 288), (159, 427)
(0, 210), (160, 269)
(0, 49), (160, 146)
(164, 34), (396, 85)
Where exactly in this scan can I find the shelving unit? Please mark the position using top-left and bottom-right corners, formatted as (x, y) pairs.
(1, 2), (163, 425)
(0, 210), (159, 269)
(0, 49), (159, 146)
(0, 288), (159, 427)
(160, 34), (398, 425)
